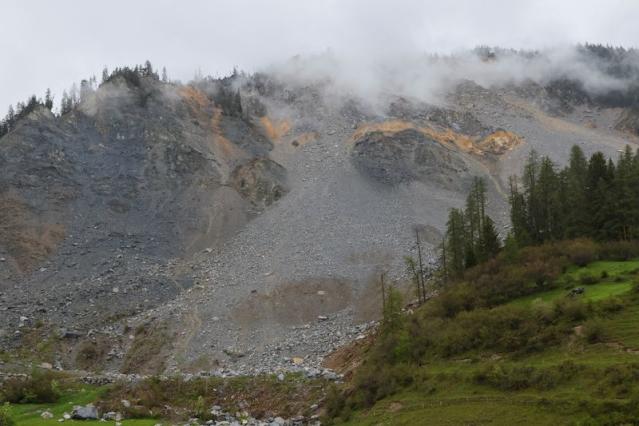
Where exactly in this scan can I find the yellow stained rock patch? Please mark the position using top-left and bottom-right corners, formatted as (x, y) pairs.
(210, 107), (243, 160)
(351, 120), (522, 156)
(350, 120), (416, 141)
(179, 85), (209, 110)
(291, 131), (319, 147)
(477, 130), (524, 155)
(260, 116), (291, 142)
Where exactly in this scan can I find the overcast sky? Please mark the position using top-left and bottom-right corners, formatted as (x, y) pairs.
(1, 0), (638, 111)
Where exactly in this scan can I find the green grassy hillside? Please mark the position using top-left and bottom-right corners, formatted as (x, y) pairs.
(327, 240), (639, 426)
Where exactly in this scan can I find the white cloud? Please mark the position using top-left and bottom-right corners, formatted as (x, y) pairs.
(1, 0), (638, 111)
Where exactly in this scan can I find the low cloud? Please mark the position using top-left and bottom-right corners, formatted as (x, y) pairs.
(265, 46), (639, 107)
(1, 0), (638, 111)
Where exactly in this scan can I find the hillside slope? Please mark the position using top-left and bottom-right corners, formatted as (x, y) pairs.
(0, 58), (638, 376)
(326, 246), (639, 425)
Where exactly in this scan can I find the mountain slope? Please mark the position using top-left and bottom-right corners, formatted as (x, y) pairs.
(0, 58), (638, 375)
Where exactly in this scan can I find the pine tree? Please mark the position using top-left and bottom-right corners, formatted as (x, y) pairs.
(6, 105), (15, 126)
(522, 150), (542, 242)
(586, 152), (614, 239)
(44, 88), (54, 110)
(162, 67), (168, 82)
(509, 175), (530, 246)
(614, 146), (639, 240)
(465, 177), (486, 249)
(535, 156), (562, 241)
(233, 90), (242, 116)
(60, 91), (72, 115)
(80, 79), (92, 103)
(69, 83), (79, 107)
(102, 67), (109, 84)
(445, 208), (467, 277)
(478, 216), (501, 261)
(563, 145), (589, 237)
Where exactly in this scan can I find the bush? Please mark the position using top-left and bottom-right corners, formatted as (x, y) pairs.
(599, 241), (639, 261)
(554, 298), (589, 322)
(596, 364), (639, 398)
(473, 361), (580, 391)
(322, 385), (346, 422)
(0, 403), (15, 426)
(580, 274), (600, 285)
(583, 319), (608, 343)
(599, 297), (625, 313)
(566, 239), (598, 267)
(0, 370), (62, 404)
(349, 363), (415, 408)
(75, 339), (109, 371)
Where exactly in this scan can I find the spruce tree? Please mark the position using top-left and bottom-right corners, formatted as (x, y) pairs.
(445, 208), (467, 277)
(44, 89), (54, 110)
(509, 175), (530, 246)
(564, 145), (589, 237)
(465, 177), (486, 249)
(102, 67), (109, 84)
(535, 156), (562, 240)
(478, 216), (501, 261)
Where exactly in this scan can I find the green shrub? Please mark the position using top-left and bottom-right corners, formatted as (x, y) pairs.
(596, 364), (639, 398)
(580, 274), (600, 285)
(566, 239), (598, 267)
(583, 319), (608, 343)
(599, 297), (625, 313)
(0, 403), (15, 426)
(554, 298), (589, 321)
(349, 363), (414, 408)
(322, 385), (346, 422)
(599, 241), (639, 261)
(0, 370), (62, 404)
(473, 361), (580, 391)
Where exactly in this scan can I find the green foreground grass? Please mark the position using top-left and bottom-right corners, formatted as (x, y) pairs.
(8, 387), (158, 425)
(4, 387), (147, 425)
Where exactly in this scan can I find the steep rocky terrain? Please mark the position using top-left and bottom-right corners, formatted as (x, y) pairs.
(1, 53), (638, 377)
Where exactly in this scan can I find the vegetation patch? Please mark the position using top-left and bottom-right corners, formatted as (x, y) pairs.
(120, 321), (173, 374)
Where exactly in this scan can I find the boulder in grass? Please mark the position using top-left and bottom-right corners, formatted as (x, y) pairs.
(71, 404), (99, 420)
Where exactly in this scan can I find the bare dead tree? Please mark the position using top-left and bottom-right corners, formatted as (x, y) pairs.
(415, 229), (426, 303)
(380, 272), (386, 315)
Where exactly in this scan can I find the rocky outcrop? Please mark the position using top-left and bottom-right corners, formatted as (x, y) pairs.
(351, 128), (471, 188)
(230, 158), (288, 208)
(616, 108), (639, 136)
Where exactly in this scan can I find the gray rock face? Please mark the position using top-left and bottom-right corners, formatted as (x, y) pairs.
(0, 75), (286, 346)
(351, 128), (470, 188)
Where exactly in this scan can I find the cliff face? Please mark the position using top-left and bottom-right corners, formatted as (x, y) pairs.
(0, 68), (637, 375)
(0, 75), (287, 332)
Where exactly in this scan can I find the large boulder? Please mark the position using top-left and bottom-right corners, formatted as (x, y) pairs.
(71, 404), (99, 420)
(351, 128), (470, 189)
